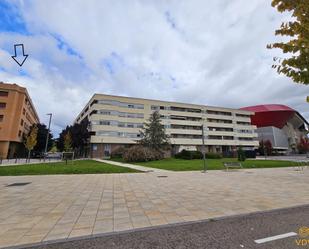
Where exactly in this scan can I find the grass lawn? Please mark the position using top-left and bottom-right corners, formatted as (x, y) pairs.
(0, 160), (140, 176)
(133, 158), (303, 171)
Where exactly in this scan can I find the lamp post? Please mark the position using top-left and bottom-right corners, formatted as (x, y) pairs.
(202, 124), (207, 172)
(261, 132), (267, 159)
(44, 113), (52, 159)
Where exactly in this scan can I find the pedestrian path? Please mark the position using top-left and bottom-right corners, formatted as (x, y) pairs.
(0, 158), (61, 166)
(94, 158), (169, 173)
(0, 167), (308, 248)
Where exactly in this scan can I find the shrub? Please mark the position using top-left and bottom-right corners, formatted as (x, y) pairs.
(175, 149), (192, 160)
(192, 150), (203, 159)
(111, 147), (127, 158)
(175, 150), (204, 160)
(297, 137), (309, 154)
(123, 146), (163, 162)
(205, 152), (222, 159)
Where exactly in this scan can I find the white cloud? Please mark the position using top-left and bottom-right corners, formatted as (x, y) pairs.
(0, 0), (308, 135)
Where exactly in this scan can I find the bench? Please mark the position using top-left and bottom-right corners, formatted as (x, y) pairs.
(223, 162), (243, 171)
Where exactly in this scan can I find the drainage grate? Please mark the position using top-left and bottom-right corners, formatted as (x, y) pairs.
(157, 175), (168, 178)
(6, 182), (31, 187)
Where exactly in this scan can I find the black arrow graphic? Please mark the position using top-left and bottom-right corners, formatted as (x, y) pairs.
(11, 44), (28, 67)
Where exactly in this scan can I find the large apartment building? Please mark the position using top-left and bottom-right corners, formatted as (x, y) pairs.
(75, 94), (259, 158)
(0, 82), (40, 158)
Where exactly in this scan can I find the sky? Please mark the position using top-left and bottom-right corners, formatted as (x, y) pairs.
(0, 0), (308, 136)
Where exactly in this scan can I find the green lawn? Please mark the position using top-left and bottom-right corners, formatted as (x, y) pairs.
(0, 160), (140, 176)
(133, 158), (303, 171)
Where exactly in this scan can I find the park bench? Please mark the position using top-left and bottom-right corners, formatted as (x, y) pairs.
(223, 162), (243, 171)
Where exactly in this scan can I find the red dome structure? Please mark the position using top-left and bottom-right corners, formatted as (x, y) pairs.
(240, 104), (306, 129)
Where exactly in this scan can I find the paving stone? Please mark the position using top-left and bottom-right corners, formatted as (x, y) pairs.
(0, 167), (308, 247)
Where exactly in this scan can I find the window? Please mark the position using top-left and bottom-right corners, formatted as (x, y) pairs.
(98, 99), (144, 109)
(151, 105), (159, 110)
(18, 130), (22, 137)
(0, 115), (3, 122)
(207, 110), (232, 116)
(238, 129), (253, 134)
(0, 91), (8, 97)
(207, 118), (232, 124)
(170, 106), (201, 113)
(0, 102), (6, 109)
(98, 109), (144, 119)
(237, 121), (251, 125)
(20, 119), (24, 126)
(208, 127), (233, 132)
(99, 121), (110, 125)
(97, 130), (140, 138)
(90, 100), (98, 106)
(208, 135), (222, 140)
(236, 113), (250, 118)
(23, 108), (26, 115)
(238, 137), (253, 141)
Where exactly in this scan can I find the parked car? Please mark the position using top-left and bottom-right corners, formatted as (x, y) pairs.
(45, 152), (62, 159)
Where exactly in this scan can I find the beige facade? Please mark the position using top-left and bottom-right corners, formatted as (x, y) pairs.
(75, 94), (259, 157)
(0, 82), (39, 158)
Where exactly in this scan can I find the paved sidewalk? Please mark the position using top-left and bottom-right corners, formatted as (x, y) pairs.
(0, 159), (61, 167)
(24, 205), (309, 249)
(0, 167), (308, 248)
(94, 159), (169, 173)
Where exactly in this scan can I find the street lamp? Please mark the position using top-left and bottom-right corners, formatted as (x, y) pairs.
(44, 113), (52, 159)
(202, 123), (207, 173)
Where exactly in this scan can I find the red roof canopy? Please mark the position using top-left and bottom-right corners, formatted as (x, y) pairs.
(240, 104), (296, 129)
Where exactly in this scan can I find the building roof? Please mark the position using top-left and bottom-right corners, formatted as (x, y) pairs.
(240, 104), (308, 129)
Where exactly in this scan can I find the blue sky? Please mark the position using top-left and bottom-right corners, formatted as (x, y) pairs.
(0, 0), (308, 135)
(0, 1), (28, 34)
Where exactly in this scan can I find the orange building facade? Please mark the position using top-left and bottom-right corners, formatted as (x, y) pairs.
(0, 82), (40, 159)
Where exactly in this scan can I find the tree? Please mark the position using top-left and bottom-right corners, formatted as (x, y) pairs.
(259, 139), (273, 156)
(24, 125), (38, 162)
(57, 126), (70, 152)
(70, 118), (90, 156)
(33, 123), (53, 154)
(258, 140), (266, 156)
(237, 146), (246, 161)
(64, 132), (72, 152)
(139, 111), (170, 151)
(57, 118), (90, 156)
(264, 140), (273, 156)
(297, 136), (309, 153)
(267, 0), (309, 84)
(49, 141), (58, 153)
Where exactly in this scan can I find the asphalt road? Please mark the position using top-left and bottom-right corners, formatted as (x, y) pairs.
(9, 204), (309, 249)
